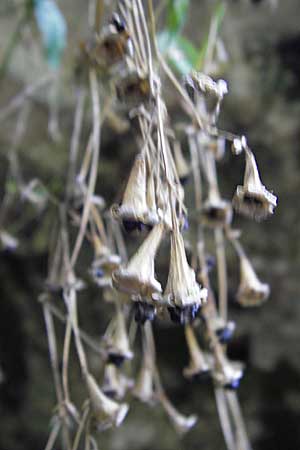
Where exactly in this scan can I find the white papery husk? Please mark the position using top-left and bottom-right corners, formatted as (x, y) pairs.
(116, 70), (151, 107)
(91, 254), (122, 288)
(237, 256), (270, 307)
(102, 363), (133, 400)
(133, 354), (155, 404)
(186, 72), (227, 121)
(233, 149), (277, 220)
(146, 170), (159, 225)
(111, 153), (149, 223)
(183, 325), (210, 379)
(212, 357), (244, 389)
(105, 306), (133, 362)
(164, 228), (207, 308)
(83, 18), (130, 69)
(160, 395), (198, 435)
(86, 373), (129, 430)
(112, 223), (164, 298)
(201, 188), (232, 228)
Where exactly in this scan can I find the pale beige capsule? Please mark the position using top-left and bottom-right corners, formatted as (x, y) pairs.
(164, 228), (207, 308)
(111, 153), (149, 223)
(102, 363), (133, 400)
(112, 223), (164, 298)
(212, 356), (244, 390)
(133, 354), (155, 404)
(146, 170), (159, 225)
(201, 187), (232, 229)
(237, 255), (270, 307)
(183, 325), (210, 379)
(233, 148), (277, 220)
(105, 306), (133, 364)
(160, 394), (198, 435)
(86, 373), (129, 430)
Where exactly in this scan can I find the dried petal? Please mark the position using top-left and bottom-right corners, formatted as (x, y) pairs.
(112, 223), (164, 298)
(164, 228), (207, 309)
(86, 373), (129, 430)
(237, 255), (270, 307)
(233, 149), (277, 220)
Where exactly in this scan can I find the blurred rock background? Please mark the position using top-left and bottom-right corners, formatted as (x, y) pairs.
(0, 0), (300, 449)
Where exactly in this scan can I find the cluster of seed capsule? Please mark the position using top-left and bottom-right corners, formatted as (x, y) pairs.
(65, 3), (277, 435)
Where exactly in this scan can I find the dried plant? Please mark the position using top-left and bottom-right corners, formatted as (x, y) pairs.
(0, 1), (278, 450)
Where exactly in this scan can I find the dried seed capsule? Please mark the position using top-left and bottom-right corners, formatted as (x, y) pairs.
(116, 71), (151, 107)
(232, 148), (277, 220)
(183, 325), (211, 381)
(164, 227), (207, 314)
(105, 306), (133, 366)
(160, 394), (198, 435)
(111, 153), (159, 232)
(80, 15), (131, 71)
(237, 254), (270, 307)
(212, 358), (244, 390)
(86, 373), (129, 430)
(112, 223), (164, 298)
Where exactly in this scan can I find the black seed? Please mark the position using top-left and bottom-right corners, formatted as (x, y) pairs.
(179, 175), (190, 185)
(107, 353), (125, 367)
(122, 219), (140, 232)
(134, 302), (156, 324)
(168, 304), (201, 325)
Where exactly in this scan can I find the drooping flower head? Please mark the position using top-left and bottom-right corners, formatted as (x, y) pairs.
(233, 148), (277, 220)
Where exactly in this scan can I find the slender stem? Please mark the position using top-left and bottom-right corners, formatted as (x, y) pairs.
(0, 74), (54, 122)
(66, 87), (86, 202)
(71, 406), (90, 450)
(215, 388), (236, 450)
(215, 227), (228, 322)
(44, 421), (61, 450)
(70, 69), (101, 268)
(226, 391), (253, 450)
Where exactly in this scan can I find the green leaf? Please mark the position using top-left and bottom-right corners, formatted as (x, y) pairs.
(196, 2), (226, 70)
(34, 0), (67, 69)
(167, 0), (189, 34)
(158, 31), (198, 75)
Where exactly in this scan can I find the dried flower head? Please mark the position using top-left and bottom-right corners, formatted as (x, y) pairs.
(201, 191), (232, 229)
(183, 325), (211, 381)
(112, 153), (157, 232)
(233, 148), (277, 220)
(160, 394), (198, 435)
(81, 14), (130, 70)
(164, 227), (207, 317)
(102, 363), (133, 400)
(237, 255), (270, 307)
(112, 223), (164, 298)
(105, 306), (133, 366)
(184, 72), (228, 122)
(116, 71), (151, 107)
(212, 357), (244, 390)
(86, 373), (129, 430)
